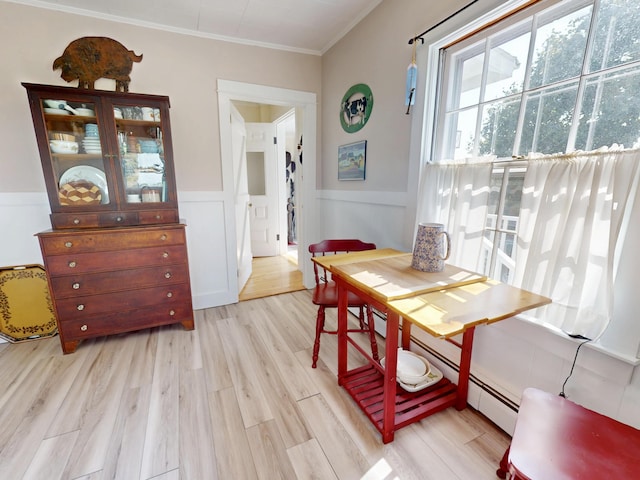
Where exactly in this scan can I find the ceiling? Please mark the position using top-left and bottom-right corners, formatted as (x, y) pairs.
(11, 0), (384, 55)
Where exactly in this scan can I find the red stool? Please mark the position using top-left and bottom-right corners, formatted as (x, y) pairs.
(497, 388), (640, 479)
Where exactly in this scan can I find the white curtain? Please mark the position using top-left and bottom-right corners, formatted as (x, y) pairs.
(514, 147), (640, 340)
(415, 147), (640, 340)
(415, 160), (493, 272)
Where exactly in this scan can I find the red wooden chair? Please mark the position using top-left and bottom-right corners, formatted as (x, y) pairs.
(309, 239), (379, 368)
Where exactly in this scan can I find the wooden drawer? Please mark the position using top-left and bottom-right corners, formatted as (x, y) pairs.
(51, 212), (101, 229)
(49, 264), (190, 298)
(55, 283), (190, 319)
(44, 244), (187, 276)
(98, 211), (139, 227)
(52, 212), (143, 229)
(50, 211), (179, 229)
(139, 209), (179, 225)
(39, 225), (186, 255)
(59, 302), (194, 340)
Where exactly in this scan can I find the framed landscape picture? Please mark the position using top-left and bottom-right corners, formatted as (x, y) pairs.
(338, 140), (366, 181)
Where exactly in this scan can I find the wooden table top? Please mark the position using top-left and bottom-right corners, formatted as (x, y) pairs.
(318, 248), (551, 338)
(328, 252), (487, 302)
(387, 280), (551, 338)
(311, 248), (406, 269)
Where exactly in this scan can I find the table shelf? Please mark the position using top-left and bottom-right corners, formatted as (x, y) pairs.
(341, 364), (458, 436)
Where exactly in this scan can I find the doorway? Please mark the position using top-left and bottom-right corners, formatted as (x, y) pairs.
(217, 79), (317, 301)
(237, 106), (303, 300)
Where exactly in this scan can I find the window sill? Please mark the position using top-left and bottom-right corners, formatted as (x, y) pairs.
(516, 313), (640, 367)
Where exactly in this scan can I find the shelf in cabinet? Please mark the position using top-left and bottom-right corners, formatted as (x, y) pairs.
(44, 114), (97, 121)
(116, 119), (161, 127)
(50, 153), (104, 160)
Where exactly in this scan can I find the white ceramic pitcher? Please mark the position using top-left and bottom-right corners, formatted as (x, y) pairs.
(411, 223), (451, 272)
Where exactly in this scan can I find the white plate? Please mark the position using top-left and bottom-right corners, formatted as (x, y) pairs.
(44, 108), (69, 115)
(397, 349), (428, 376)
(59, 165), (109, 204)
(380, 358), (444, 392)
(398, 366), (443, 392)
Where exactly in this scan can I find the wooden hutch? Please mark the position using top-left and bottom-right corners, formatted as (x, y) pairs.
(24, 83), (194, 353)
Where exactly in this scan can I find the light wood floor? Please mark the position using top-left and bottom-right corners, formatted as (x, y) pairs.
(0, 290), (510, 479)
(239, 253), (305, 301)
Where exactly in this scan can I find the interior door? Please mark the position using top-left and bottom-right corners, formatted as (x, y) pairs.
(246, 122), (279, 257)
(230, 104), (253, 291)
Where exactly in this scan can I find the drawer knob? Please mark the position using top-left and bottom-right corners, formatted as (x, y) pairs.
(164, 272), (171, 279)
(162, 252), (169, 258)
(167, 292), (173, 298)
(72, 282), (80, 290)
(68, 261), (77, 268)
(156, 215), (161, 220)
(169, 310), (175, 316)
(80, 324), (88, 331)
(116, 216), (123, 222)
(65, 241), (73, 248)
(160, 234), (167, 241)
(73, 218), (80, 225)
(77, 304), (85, 311)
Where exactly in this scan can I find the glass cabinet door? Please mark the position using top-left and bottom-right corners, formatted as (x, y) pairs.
(25, 83), (179, 229)
(114, 104), (167, 205)
(42, 98), (110, 207)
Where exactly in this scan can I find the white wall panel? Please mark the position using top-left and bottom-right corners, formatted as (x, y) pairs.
(315, 190), (410, 250)
(0, 192), (236, 317)
(0, 192), (50, 267)
(179, 191), (236, 309)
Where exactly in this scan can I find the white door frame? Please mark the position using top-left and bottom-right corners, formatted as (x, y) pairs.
(217, 79), (317, 295)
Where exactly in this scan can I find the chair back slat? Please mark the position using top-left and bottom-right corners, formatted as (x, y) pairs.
(309, 239), (376, 285)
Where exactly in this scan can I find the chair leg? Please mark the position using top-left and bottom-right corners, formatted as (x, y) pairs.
(366, 306), (379, 362)
(312, 306), (326, 368)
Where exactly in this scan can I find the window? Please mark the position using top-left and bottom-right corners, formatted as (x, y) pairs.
(483, 164), (525, 284)
(419, 0), (640, 343)
(437, 0), (640, 161)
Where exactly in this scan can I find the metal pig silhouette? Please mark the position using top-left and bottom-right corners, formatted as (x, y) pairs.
(53, 37), (143, 92)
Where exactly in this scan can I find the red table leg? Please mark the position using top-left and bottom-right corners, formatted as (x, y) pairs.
(336, 278), (348, 385)
(382, 311), (400, 443)
(401, 318), (411, 350)
(496, 446), (510, 478)
(456, 326), (475, 410)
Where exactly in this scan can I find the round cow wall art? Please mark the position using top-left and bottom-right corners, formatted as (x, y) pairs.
(340, 83), (373, 133)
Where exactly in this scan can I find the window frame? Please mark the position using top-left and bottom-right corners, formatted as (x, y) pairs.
(433, 0), (640, 162)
